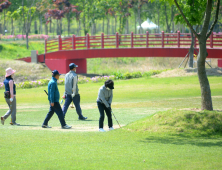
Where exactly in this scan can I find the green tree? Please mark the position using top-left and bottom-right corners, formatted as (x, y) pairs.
(11, 3), (36, 49)
(0, 0), (11, 35)
(174, 0), (207, 68)
(151, 0), (221, 110)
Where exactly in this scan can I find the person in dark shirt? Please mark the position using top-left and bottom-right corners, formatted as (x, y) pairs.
(1, 68), (19, 126)
(42, 70), (72, 129)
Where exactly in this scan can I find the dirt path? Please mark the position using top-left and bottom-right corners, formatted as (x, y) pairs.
(153, 68), (222, 78)
(14, 124), (123, 132)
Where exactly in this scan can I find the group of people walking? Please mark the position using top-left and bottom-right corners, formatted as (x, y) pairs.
(1, 63), (115, 132)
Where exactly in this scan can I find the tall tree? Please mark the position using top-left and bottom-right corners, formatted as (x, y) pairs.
(11, 2), (36, 49)
(0, 0), (11, 35)
(174, 0), (206, 68)
(45, 0), (78, 35)
(151, 0), (221, 110)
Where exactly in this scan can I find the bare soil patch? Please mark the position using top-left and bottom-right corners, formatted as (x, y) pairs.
(153, 68), (222, 78)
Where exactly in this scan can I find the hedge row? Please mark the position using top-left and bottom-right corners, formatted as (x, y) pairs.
(0, 70), (165, 89)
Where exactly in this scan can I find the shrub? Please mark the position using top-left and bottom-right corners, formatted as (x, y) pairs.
(123, 72), (132, 79)
(113, 71), (124, 80)
(132, 71), (142, 78)
(143, 70), (163, 77)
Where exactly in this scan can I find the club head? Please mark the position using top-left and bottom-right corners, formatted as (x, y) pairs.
(60, 99), (63, 104)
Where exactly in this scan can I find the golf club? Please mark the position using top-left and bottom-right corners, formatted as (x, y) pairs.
(111, 111), (121, 128)
(44, 90), (48, 96)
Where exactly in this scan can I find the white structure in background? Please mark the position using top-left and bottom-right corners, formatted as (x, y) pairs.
(137, 19), (158, 31)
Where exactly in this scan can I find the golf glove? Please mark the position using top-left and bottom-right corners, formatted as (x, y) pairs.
(71, 93), (75, 98)
(10, 98), (13, 102)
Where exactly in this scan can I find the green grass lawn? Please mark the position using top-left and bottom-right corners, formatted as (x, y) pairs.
(0, 41), (45, 59)
(0, 76), (222, 169)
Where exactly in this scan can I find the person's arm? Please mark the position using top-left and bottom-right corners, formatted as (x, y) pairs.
(72, 76), (78, 97)
(108, 91), (113, 105)
(98, 89), (109, 108)
(9, 80), (14, 102)
(49, 83), (56, 104)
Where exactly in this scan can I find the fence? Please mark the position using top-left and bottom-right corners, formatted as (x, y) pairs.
(45, 31), (222, 53)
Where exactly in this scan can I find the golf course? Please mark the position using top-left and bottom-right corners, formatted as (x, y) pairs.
(1, 75), (222, 169)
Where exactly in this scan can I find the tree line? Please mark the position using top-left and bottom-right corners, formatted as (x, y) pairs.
(0, 0), (221, 39)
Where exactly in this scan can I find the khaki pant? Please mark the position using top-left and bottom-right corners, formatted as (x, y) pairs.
(2, 97), (17, 123)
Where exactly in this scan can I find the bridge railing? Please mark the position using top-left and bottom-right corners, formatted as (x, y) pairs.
(45, 31), (222, 53)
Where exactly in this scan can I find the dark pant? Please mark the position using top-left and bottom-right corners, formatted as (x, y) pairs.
(43, 102), (66, 127)
(62, 94), (83, 118)
(97, 102), (113, 129)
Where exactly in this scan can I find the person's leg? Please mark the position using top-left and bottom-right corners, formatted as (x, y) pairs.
(42, 104), (55, 126)
(97, 102), (105, 129)
(53, 102), (66, 127)
(2, 98), (12, 120)
(104, 107), (113, 128)
(62, 94), (72, 118)
(73, 94), (83, 118)
(10, 97), (17, 123)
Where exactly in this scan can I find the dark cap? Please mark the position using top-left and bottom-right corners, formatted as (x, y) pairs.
(69, 63), (78, 70)
(105, 80), (114, 89)
(52, 70), (61, 76)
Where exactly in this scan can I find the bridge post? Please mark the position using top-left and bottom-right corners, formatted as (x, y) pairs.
(210, 33), (213, 48)
(86, 33), (90, 49)
(162, 31), (164, 47)
(72, 35), (76, 50)
(131, 32), (134, 48)
(58, 35), (62, 51)
(101, 33), (104, 49)
(177, 31), (180, 48)
(116, 32), (119, 48)
(146, 31), (149, 48)
(45, 38), (47, 54)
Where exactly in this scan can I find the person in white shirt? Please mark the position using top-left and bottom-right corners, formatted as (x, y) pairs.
(62, 63), (87, 120)
(97, 80), (114, 132)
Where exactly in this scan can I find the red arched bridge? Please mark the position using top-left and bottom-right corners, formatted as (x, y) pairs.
(20, 31), (222, 74)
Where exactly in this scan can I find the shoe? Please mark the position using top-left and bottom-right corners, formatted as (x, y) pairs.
(42, 125), (52, 128)
(1, 117), (5, 125)
(62, 125), (72, 129)
(10, 122), (20, 126)
(78, 116), (87, 120)
(99, 128), (106, 132)
(109, 127), (114, 131)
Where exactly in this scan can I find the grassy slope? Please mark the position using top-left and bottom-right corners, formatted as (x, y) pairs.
(0, 76), (222, 169)
(0, 41), (45, 59)
(0, 59), (52, 79)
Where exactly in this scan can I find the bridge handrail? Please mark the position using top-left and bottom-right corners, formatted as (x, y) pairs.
(45, 31), (222, 53)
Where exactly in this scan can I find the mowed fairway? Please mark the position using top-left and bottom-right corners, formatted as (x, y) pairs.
(0, 76), (222, 170)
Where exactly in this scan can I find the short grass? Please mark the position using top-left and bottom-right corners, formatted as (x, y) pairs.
(0, 76), (222, 169)
(0, 41), (45, 59)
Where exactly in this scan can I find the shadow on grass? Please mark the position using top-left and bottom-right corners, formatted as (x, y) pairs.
(79, 73), (102, 78)
(18, 125), (39, 127)
(67, 119), (98, 122)
(141, 134), (222, 147)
